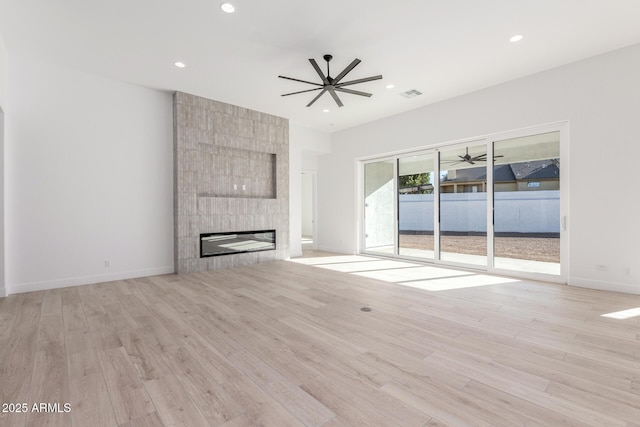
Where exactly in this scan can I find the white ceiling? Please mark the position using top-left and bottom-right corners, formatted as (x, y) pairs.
(1, 0), (640, 132)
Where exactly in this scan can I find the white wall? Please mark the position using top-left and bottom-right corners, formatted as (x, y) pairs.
(0, 30), (7, 109)
(5, 54), (174, 294)
(289, 123), (331, 257)
(0, 30), (8, 297)
(322, 43), (640, 294)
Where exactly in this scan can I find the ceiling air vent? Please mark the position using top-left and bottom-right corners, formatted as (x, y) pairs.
(400, 89), (422, 99)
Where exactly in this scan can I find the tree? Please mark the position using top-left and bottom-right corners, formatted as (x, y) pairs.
(399, 173), (432, 194)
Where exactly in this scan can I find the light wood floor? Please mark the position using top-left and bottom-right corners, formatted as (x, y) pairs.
(2, 252), (640, 426)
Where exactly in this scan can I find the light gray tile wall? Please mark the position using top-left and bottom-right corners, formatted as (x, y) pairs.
(174, 92), (289, 274)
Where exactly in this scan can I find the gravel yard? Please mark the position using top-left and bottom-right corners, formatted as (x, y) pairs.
(399, 234), (560, 263)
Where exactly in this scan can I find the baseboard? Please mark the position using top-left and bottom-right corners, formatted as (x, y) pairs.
(569, 277), (640, 295)
(7, 266), (175, 295)
(315, 245), (356, 255)
(0, 287), (6, 298)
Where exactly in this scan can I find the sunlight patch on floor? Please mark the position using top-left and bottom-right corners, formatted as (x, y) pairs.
(290, 255), (381, 266)
(601, 307), (640, 320)
(353, 266), (473, 283)
(289, 254), (521, 291)
(315, 259), (422, 273)
(394, 274), (520, 291)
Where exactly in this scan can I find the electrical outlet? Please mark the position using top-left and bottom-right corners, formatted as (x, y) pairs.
(242, 184), (246, 191)
(233, 184), (237, 190)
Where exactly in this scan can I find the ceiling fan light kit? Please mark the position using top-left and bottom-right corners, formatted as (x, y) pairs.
(279, 54), (383, 107)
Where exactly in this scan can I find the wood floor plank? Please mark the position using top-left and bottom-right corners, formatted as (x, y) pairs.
(86, 313), (124, 350)
(117, 328), (173, 381)
(40, 290), (62, 316)
(228, 347), (336, 426)
(546, 381), (640, 425)
(62, 299), (89, 333)
(300, 374), (401, 426)
(97, 346), (155, 425)
(223, 374), (306, 427)
(462, 380), (589, 427)
(0, 295), (42, 427)
(379, 381), (494, 427)
(79, 292), (107, 317)
(306, 369), (429, 426)
(26, 313), (71, 427)
(166, 349), (244, 425)
(69, 373), (118, 427)
(118, 411), (165, 427)
(143, 374), (210, 427)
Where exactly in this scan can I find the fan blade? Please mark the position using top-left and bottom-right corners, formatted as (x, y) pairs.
(309, 59), (330, 84)
(335, 87), (372, 97)
(331, 58), (361, 85)
(281, 87), (323, 97)
(336, 75), (383, 87)
(306, 88), (328, 107)
(328, 88), (344, 107)
(278, 75), (323, 86)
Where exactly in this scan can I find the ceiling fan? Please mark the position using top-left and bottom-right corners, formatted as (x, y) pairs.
(279, 54), (382, 107)
(443, 147), (504, 165)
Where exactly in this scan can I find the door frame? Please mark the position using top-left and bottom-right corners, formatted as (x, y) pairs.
(485, 122), (569, 284)
(301, 169), (318, 250)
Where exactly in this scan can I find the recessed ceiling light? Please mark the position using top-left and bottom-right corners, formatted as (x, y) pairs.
(174, 61), (186, 68)
(220, 3), (235, 13)
(385, 84), (395, 89)
(322, 109), (330, 113)
(510, 34), (523, 43)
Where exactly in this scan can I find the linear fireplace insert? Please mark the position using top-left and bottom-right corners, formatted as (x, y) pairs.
(200, 230), (276, 258)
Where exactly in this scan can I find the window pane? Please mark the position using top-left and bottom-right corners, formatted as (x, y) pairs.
(439, 145), (487, 266)
(493, 132), (560, 275)
(364, 160), (395, 254)
(398, 154), (435, 259)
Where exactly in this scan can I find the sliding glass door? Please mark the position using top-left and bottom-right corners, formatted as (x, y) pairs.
(360, 125), (565, 281)
(439, 144), (488, 267)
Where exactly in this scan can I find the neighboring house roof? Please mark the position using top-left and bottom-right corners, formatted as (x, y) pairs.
(494, 164), (517, 182)
(442, 159), (559, 183)
(510, 159), (559, 180)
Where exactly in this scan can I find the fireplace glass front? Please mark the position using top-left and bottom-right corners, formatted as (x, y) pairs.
(200, 230), (276, 257)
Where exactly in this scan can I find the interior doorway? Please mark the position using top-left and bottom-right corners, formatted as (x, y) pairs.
(301, 170), (316, 250)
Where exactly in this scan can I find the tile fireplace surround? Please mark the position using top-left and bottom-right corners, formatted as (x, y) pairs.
(173, 92), (289, 274)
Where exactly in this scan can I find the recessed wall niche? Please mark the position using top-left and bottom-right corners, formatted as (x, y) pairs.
(197, 146), (276, 199)
(173, 92), (289, 274)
